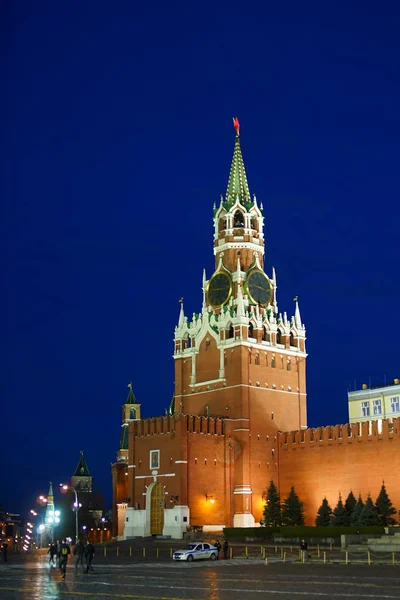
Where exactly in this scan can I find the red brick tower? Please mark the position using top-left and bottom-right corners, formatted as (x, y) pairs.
(173, 118), (307, 526)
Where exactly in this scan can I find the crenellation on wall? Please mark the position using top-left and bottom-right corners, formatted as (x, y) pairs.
(280, 418), (400, 452)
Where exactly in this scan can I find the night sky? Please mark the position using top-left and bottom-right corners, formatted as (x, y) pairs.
(2, 1), (400, 517)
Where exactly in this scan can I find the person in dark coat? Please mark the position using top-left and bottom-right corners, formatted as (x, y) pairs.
(74, 540), (85, 573)
(300, 539), (308, 562)
(215, 540), (221, 560)
(58, 539), (71, 580)
(85, 541), (95, 573)
(2, 542), (8, 562)
(223, 539), (229, 559)
(48, 543), (57, 566)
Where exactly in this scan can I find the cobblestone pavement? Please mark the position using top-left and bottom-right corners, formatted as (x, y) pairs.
(1, 556), (400, 599)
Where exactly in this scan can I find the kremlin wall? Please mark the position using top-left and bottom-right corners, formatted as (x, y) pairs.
(111, 121), (400, 538)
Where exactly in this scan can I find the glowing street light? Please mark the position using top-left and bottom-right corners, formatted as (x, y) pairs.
(60, 484), (80, 542)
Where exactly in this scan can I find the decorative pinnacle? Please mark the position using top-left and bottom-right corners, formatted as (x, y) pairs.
(233, 116), (240, 136)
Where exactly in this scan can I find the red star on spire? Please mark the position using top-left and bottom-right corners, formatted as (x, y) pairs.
(233, 116), (240, 136)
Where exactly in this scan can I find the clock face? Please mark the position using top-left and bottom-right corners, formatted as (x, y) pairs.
(207, 271), (232, 308)
(246, 270), (272, 307)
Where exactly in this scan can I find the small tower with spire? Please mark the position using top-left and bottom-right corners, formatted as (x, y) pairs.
(71, 451), (92, 492)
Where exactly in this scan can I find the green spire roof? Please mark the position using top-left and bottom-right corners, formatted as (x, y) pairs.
(126, 383), (137, 404)
(119, 424), (129, 450)
(225, 118), (251, 204)
(73, 451), (91, 477)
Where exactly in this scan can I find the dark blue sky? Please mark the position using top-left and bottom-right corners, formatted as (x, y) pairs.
(2, 1), (400, 516)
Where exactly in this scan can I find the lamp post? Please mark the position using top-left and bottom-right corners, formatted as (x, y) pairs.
(60, 484), (80, 542)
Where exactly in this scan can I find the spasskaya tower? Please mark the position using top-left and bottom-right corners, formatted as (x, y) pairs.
(173, 118), (307, 434)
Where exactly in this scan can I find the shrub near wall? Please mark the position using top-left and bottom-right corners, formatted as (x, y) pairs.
(279, 526), (385, 538)
(223, 527), (279, 540)
(223, 526), (385, 540)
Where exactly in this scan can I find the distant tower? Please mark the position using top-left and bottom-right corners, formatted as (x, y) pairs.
(44, 482), (59, 541)
(71, 451), (92, 493)
(111, 383), (141, 536)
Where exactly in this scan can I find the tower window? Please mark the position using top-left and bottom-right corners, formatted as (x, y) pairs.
(129, 407), (136, 420)
(287, 360), (291, 372)
(227, 324), (234, 339)
(248, 324), (254, 338)
(251, 217), (257, 231)
(263, 328), (270, 342)
(255, 354), (259, 365)
(271, 356), (275, 368)
(290, 332), (296, 347)
(233, 211), (244, 228)
(276, 330), (282, 345)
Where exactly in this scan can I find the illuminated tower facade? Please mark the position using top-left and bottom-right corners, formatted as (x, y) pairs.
(173, 118), (307, 526)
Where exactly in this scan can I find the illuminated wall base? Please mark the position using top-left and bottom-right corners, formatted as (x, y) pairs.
(122, 505), (190, 540)
(233, 513), (255, 528)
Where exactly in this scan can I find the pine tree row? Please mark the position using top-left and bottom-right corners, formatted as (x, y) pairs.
(316, 483), (397, 527)
(262, 481), (397, 527)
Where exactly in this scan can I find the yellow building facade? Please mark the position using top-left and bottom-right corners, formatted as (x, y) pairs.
(348, 379), (400, 424)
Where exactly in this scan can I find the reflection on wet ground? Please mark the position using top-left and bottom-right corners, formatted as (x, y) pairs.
(1, 555), (400, 599)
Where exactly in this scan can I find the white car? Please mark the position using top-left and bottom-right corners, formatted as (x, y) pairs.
(173, 542), (218, 562)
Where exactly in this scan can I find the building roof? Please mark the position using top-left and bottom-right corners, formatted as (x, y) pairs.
(73, 451), (91, 477)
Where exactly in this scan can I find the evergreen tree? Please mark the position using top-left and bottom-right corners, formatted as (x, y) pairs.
(375, 483), (397, 526)
(315, 497), (332, 526)
(281, 486), (305, 526)
(350, 494), (364, 526)
(343, 491), (357, 526)
(331, 493), (347, 526)
(263, 480), (281, 526)
(359, 494), (379, 526)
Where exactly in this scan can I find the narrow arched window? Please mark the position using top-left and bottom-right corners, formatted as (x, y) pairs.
(287, 360), (291, 372)
(233, 211), (244, 227)
(129, 407), (136, 419)
(248, 324), (254, 338)
(263, 328), (269, 342)
(276, 330), (282, 344)
(251, 217), (257, 231)
(228, 324), (234, 339)
(271, 356), (276, 368)
(290, 332), (296, 347)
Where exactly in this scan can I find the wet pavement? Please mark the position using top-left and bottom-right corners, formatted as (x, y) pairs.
(1, 555), (400, 599)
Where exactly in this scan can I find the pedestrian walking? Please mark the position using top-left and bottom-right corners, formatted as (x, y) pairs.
(85, 541), (95, 573)
(2, 542), (8, 563)
(300, 539), (308, 562)
(223, 539), (229, 559)
(215, 540), (221, 560)
(58, 539), (71, 580)
(73, 539), (85, 573)
(56, 540), (62, 566)
(48, 543), (57, 566)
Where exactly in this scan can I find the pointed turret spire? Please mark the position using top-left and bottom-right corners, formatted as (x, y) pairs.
(126, 382), (137, 404)
(237, 282), (245, 317)
(48, 481), (54, 498)
(226, 117), (251, 203)
(294, 296), (302, 328)
(178, 298), (185, 327)
(202, 269), (206, 310)
(73, 450), (91, 477)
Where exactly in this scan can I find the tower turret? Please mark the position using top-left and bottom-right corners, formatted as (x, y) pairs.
(71, 450), (92, 492)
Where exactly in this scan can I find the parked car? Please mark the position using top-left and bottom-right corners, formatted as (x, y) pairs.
(173, 542), (218, 562)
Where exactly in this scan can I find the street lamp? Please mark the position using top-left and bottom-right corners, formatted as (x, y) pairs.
(60, 484), (80, 542)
